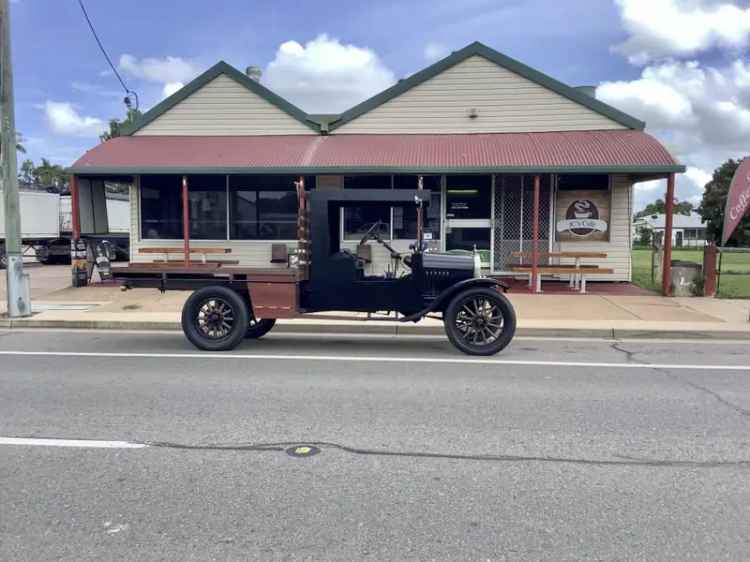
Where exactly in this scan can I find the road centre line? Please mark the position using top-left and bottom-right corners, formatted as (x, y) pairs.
(0, 437), (146, 449)
(0, 350), (747, 371)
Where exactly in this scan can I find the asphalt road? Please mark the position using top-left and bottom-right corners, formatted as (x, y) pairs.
(1, 329), (749, 561)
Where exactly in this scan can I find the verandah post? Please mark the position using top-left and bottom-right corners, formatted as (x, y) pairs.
(531, 174), (540, 293)
(662, 173), (675, 296)
(182, 175), (190, 266)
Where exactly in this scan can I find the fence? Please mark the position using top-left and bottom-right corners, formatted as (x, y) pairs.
(631, 244), (750, 298)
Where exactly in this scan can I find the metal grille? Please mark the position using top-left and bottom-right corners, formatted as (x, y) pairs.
(493, 175), (552, 272)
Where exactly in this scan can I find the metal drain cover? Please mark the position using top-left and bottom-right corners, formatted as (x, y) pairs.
(285, 445), (321, 458)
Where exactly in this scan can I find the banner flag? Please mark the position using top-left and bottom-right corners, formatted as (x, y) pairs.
(722, 157), (750, 246)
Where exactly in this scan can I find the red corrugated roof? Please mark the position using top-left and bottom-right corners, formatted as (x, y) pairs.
(69, 131), (683, 174)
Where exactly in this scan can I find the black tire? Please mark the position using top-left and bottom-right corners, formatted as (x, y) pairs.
(444, 287), (516, 356)
(181, 286), (250, 351)
(245, 317), (276, 339)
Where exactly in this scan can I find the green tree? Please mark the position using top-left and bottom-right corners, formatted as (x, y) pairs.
(15, 132), (26, 154)
(698, 158), (748, 246)
(32, 158), (68, 189)
(18, 158), (35, 184)
(100, 109), (142, 142)
(635, 198), (693, 219)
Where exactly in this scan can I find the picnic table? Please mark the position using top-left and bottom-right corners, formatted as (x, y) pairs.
(510, 251), (610, 293)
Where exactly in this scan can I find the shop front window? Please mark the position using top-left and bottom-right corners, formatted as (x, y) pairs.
(229, 175), (300, 240)
(140, 175), (183, 239)
(343, 175), (392, 240)
(393, 175), (442, 240)
(187, 175), (227, 240)
(446, 175), (491, 219)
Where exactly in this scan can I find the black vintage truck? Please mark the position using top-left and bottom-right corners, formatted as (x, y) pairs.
(113, 185), (516, 355)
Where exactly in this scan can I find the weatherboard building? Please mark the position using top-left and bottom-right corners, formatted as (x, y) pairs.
(69, 42), (684, 283)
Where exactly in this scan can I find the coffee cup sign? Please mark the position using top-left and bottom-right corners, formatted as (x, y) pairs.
(556, 191), (610, 242)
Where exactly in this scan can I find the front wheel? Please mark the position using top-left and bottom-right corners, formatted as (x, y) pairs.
(444, 287), (516, 356)
(245, 317), (276, 339)
(181, 286), (250, 351)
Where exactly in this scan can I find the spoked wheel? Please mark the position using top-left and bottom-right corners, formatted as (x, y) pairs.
(181, 286), (249, 351)
(245, 317), (276, 339)
(444, 287), (516, 356)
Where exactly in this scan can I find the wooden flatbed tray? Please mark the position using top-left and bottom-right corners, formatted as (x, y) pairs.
(111, 263), (302, 282)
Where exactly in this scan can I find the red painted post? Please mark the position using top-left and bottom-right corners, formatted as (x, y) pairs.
(531, 175), (540, 293)
(182, 175), (190, 266)
(69, 175), (87, 287)
(702, 243), (718, 297)
(662, 173), (675, 296)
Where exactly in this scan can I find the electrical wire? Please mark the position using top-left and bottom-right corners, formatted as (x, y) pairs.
(77, 0), (138, 109)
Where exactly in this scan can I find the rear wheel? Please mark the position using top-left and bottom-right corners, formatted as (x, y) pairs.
(444, 287), (516, 356)
(181, 286), (249, 351)
(245, 317), (276, 339)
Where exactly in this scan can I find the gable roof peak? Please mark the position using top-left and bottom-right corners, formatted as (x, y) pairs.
(121, 60), (318, 135)
(329, 41), (645, 131)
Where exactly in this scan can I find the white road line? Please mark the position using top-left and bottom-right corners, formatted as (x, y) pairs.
(0, 349), (747, 371)
(0, 437), (146, 449)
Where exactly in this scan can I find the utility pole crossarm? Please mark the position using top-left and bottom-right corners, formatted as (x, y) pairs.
(1, 0), (32, 317)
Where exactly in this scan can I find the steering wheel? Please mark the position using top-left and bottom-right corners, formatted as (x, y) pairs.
(358, 220), (386, 247)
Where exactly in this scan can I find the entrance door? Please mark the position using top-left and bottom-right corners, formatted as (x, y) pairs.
(445, 175), (492, 265)
(492, 175), (552, 272)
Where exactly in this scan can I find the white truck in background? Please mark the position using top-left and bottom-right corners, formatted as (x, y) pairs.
(0, 189), (130, 268)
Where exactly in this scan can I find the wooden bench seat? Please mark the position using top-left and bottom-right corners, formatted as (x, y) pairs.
(510, 265), (614, 293)
(139, 247), (232, 264)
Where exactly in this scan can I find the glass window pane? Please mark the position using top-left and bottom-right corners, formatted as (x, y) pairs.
(558, 174), (609, 191)
(140, 175), (183, 239)
(344, 205), (391, 240)
(229, 175), (298, 240)
(446, 175), (491, 219)
(393, 175), (441, 240)
(186, 175), (227, 240)
(446, 227), (491, 251)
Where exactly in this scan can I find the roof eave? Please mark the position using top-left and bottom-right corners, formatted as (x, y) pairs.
(68, 164), (685, 176)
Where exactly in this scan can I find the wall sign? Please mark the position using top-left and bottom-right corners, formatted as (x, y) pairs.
(556, 190), (610, 242)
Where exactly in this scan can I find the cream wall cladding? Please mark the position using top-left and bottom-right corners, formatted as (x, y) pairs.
(134, 74), (315, 136)
(333, 55), (628, 134)
(557, 175), (634, 281)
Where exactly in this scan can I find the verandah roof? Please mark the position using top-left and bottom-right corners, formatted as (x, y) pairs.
(69, 130), (684, 176)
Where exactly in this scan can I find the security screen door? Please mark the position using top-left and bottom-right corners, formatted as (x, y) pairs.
(492, 174), (553, 273)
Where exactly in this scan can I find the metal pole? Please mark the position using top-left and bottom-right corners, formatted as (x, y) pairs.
(662, 173), (675, 296)
(181, 175), (189, 266)
(531, 174), (540, 293)
(1, 0), (30, 316)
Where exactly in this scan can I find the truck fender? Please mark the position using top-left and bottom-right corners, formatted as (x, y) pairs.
(400, 277), (508, 322)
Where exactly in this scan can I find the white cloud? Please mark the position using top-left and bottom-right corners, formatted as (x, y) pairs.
(599, 57), (750, 210)
(614, 0), (750, 64)
(44, 101), (105, 137)
(263, 34), (396, 113)
(424, 42), (449, 61)
(162, 82), (184, 98)
(119, 54), (202, 84)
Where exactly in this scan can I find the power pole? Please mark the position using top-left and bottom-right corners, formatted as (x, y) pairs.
(1, 0), (31, 317)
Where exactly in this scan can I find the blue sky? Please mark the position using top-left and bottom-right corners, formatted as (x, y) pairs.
(8, 0), (750, 211)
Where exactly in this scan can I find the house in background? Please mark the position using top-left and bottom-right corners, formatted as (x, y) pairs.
(634, 212), (707, 247)
(68, 41), (684, 283)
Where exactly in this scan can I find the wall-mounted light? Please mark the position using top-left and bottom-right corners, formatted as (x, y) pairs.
(468, 108), (479, 119)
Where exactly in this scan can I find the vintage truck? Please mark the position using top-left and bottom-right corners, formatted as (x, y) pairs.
(112, 184), (516, 355)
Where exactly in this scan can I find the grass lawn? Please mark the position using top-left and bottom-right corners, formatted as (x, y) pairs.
(631, 248), (750, 298)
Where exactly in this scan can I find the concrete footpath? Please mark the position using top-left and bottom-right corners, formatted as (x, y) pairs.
(1, 265), (749, 339)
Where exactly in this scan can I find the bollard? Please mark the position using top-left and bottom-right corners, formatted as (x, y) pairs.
(703, 244), (718, 297)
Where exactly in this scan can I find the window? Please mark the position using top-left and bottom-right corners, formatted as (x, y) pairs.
(140, 175), (183, 239)
(187, 175), (227, 240)
(393, 175), (442, 239)
(446, 227), (491, 251)
(446, 175), (491, 219)
(557, 174), (609, 191)
(229, 175), (300, 240)
(343, 175), (392, 240)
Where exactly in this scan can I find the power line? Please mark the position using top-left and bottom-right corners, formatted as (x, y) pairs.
(77, 0), (138, 110)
